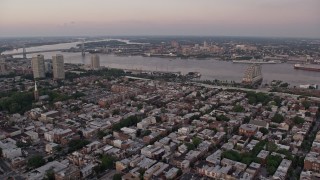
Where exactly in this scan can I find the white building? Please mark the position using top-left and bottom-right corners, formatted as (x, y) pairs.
(44, 131), (54, 142)
(27, 161), (68, 180)
(3, 148), (22, 159)
(45, 142), (59, 154)
(81, 163), (95, 178)
(24, 131), (39, 141)
(0, 138), (22, 159)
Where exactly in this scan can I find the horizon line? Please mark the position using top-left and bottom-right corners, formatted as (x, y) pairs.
(0, 34), (320, 40)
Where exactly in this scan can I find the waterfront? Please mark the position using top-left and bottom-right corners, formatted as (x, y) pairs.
(4, 42), (320, 86)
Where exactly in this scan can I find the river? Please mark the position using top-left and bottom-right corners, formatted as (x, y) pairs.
(3, 41), (320, 86)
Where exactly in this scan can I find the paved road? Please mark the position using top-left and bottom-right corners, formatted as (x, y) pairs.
(0, 160), (11, 173)
(193, 82), (320, 101)
(98, 169), (116, 180)
(125, 76), (320, 102)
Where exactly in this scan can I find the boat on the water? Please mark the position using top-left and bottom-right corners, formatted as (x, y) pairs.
(232, 59), (281, 64)
(186, 72), (201, 78)
(294, 64), (320, 72)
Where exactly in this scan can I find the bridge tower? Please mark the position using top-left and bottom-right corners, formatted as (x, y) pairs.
(22, 45), (27, 59)
(81, 39), (85, 57)
(242, 64), (263, 85)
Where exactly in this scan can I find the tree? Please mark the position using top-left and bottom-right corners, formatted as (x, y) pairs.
(113, 174), (122, 180)
(97, 130), (108, 139)
(273, 96), (282, 107)
(77, 130), (84, 138)
(68, 139), (90, 153)
(43, 169), (55, 180)
(112, 115), (142, 131)
(259, 128), (269, 135)
(233, 105), (245, 112)
(279, 83), (289, 88)
(71, 91), (86, 99)
(185, 143), (195, 151)
(139, 169), (145, 180)
(137, 103), (143, 110)
(100, 154), (116, 170)
(27, 155), (45, 169)
(243, 116), (251, 123)
(305, 112), (311, 117)
(246, 92), (271, 105)
(141, 130), (152, 137)
(251, 140), (267, 156)
(241, 155), (253, 165)
(272, 113), (284, 123)
(192, 137), (202, 148)
(276, 149), (293, 160)
(0, 91), (34, 114)
(112, 109), (120, 115)
(267, 166), (277, 175)
(293, 116), (305, 125)
(266, 142), (278, 152)
(216, 114), (230, 122)
(222, 150), (241, 162)
(302, 101), (311, 109)
(16, 140), (32, 148)
(266, 155), (282, 175)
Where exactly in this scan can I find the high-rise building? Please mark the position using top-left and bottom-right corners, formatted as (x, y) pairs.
(91, 54), (100, 70)
(52, 54), (65, 79)
(32, 54), (45, 79)
(203, 41), (208, 48)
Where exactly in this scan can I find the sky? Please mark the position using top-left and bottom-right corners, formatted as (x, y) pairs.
(1, 0), (320, 38)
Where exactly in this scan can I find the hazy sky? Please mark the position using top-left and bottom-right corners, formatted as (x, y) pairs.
(1, 0), (320, 37)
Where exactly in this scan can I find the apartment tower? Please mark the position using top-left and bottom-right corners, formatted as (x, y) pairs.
(91, 54), (100, 70)
(52, 54), (65, 79)
(32, 54), (45, 79)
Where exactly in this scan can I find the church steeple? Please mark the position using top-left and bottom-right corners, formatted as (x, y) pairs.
(34, 81), (39, 101)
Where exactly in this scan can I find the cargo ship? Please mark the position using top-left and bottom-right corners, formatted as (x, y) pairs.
(294, 64), (320, 72)
(232, 59), (281, 64)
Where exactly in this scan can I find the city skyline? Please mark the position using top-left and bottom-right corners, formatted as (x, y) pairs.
(1, 0), (320, 38)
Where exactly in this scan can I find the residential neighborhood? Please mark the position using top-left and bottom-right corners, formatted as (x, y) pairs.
(0, 68), (319, 180)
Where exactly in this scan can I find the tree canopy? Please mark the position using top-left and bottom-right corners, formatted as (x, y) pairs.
(216, 114), (230, 122)
(113, 174), (122, 180)
(27, 155), (45, 169)
(259, 127), (269, 135)
(0, 91), (34, 114)
(112, 115), (142, 131)
(192, 137), (202, 148)
(68, 139), (90, 153)
(266, 155), (282, 175)
(233, 105), (245, 112)
(293, 116), (305, 125)
(246, 92), (271, 105)
(272, 113), (285, 123)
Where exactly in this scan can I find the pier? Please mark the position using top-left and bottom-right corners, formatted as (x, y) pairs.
(122, 69), (181, 75)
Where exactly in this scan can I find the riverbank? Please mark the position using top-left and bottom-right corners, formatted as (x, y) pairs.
(3, 41), (320, 86)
